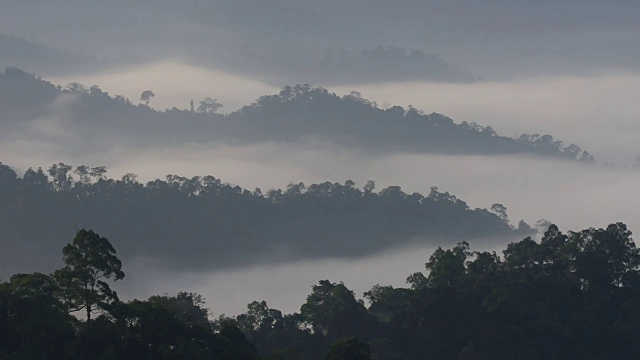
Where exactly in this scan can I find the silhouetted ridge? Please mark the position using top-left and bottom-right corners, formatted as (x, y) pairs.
(0, 160), (529, 275)
(232, 84), (594, 159)
(0, 68), (595, 161)
(2, 222), (639, 359)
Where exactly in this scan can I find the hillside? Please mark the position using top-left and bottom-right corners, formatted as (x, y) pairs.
(0, 161), (528, 275)
(0, 68), (595, 160)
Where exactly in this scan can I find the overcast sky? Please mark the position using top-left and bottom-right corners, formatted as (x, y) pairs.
(2, 0), (639, 82)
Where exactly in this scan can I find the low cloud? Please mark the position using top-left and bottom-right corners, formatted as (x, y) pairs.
(116, 237), (511, 317)
(4, 138), (638, 234)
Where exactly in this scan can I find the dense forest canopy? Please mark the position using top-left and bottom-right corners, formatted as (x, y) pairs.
(2, 223), (639, 359)
(0, 160), (527, 276)
(0, 230), (261, 359)
(0, 67), (595, 160)
(231, 222), (640, 360)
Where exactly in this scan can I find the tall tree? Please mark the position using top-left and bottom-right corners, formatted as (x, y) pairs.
(426, 242), (470, 289)
(140, 90), (155, 106)
(197, 97), (223, 114)
(55, 229), (124, 321)
(47, 162), (73, 191)
(301, 280), (371, 340)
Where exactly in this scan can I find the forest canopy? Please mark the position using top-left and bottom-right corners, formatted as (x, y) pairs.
(0, 67), (595, 160)
(2, 223), (639, 359)
(0, 160), (528, 275)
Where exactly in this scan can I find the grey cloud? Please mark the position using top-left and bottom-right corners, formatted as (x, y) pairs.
(2, 0), (638, 84)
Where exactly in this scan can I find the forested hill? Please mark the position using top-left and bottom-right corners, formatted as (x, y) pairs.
(0, 161), (529, 275)
(0, 67), (595, 160)
(229, 85), (592, 159)
(2, 223), (639, 359)
(235, 223), (640, 360)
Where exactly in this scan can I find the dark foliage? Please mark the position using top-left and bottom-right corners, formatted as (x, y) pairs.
(0, 230), (259, 360)
(233, 223), (640, 360)
(0, 160), (523, 274)
(2, 223), (639, 359)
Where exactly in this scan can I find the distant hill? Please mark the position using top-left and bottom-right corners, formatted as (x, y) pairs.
(0, 160), (529, 275)
(0, 34), (111, 76)
(0, 68), (595, 161)
(210, 46), (477, 85)
(229, 85), (593, 159)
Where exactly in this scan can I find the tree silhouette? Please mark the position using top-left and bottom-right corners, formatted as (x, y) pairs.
(197, 97), (223, 114)
(140, 90), (155, 106)
(55, 229), (124, 321)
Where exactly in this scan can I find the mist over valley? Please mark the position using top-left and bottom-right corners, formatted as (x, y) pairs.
(1, 2), (640, 359)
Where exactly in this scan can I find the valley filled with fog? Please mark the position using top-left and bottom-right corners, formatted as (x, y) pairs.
(75, 148), (640, 315)
(2, 67), (639, 315)
(1, 2), (640, 358)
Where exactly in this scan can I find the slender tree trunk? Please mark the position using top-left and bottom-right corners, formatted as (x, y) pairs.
(85, 286), (91, 321)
